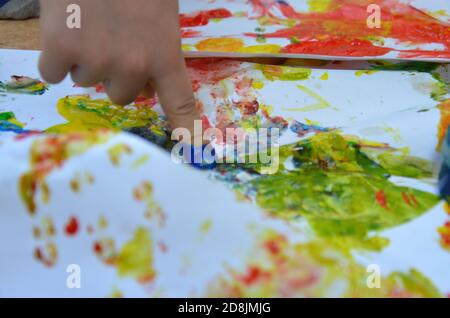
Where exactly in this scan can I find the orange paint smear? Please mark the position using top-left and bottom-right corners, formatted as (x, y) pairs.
(375, 190), (389, 210)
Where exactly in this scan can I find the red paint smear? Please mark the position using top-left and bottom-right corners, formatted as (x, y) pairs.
(264, 239), (281, 255)
(375, 190), (389, 210)
(239, 100), (260, 116)
(186, 58), (244, 92)
(181, 29), (202, 38)
(409, 193), (418, 206)
(239, 265), (271, 286)
(202, 115), (212, 131)
(401, 192), (412, 206)
(65, 216), (79, 236)
(93, 241), (103, 254)
(14, 131), (41, 141)
(180, 8), (232, 28)
(282, 39), (392, 57)
(246, 0), (450, 58)
(134, 95), (158, 108)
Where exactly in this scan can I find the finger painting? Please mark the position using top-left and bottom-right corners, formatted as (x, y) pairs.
(0, 49), (449, 297)
(179, 0), (450, 62)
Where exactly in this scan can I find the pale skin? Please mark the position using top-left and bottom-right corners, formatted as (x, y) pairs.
(38, 0), (200, 137)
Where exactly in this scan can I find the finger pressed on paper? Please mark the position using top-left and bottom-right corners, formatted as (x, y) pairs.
(152, 63), (201, 143)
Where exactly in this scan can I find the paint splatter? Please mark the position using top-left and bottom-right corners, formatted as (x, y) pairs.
(205, 230), (441, 297)
(133, 181), (166, 227)
(108, 144), (133, 167)
(244, 0), (450, 59)
(0, 76), (48, 95)
(65, 216), (79, 236)
(19, 131), (113, 214)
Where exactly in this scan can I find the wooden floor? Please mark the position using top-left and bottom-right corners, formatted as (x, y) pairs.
(0, 18), (40, 50)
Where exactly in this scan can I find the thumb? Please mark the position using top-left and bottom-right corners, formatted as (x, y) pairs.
(152, 61), (203, 146)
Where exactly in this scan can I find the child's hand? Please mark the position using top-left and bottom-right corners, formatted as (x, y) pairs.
(39, 0), (200, 133)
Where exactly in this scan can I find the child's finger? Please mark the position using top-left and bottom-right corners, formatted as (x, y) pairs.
(103, 74), (147, 106)
(152, 62), (201, 142)
(38, 50), (72, 84)
(70, 64), (106, 88)
(141, 82), (156, 99)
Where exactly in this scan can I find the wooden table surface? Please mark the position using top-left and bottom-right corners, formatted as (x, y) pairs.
(0, 19), (41, 50)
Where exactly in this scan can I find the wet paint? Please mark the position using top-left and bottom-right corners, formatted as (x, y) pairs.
(48, 95), (174, 149)
(438, 221), (450, 251)
(19, 132), (113, 214)
(0, 76), (48, 95)
(205, 230), (441, 297)
(179, 8), (232, 28)
(116, 227), (156, 284)
(65, 216), (79, 236)
(217, 132), (438, 242)
(195, 38), (245, 53)
(0, 111), (28, 133)
(281, 39), (392, 57)
(133, 181), (166, 227)
(438, 203), (450, 252)
(49, 95), (161, 131)
(238, 44), (282, 54)
(179, 0), (450, 59)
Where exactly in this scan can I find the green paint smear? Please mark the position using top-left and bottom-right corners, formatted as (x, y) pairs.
(365, 150), (433, 179)
(431, 80), (449, 102)
(0, 76), (48, 95)
(369, 61), (440, 73)
(235, 132), (439, 240)
(0, 112), (15, 121)
(387, 269), (442, 298)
